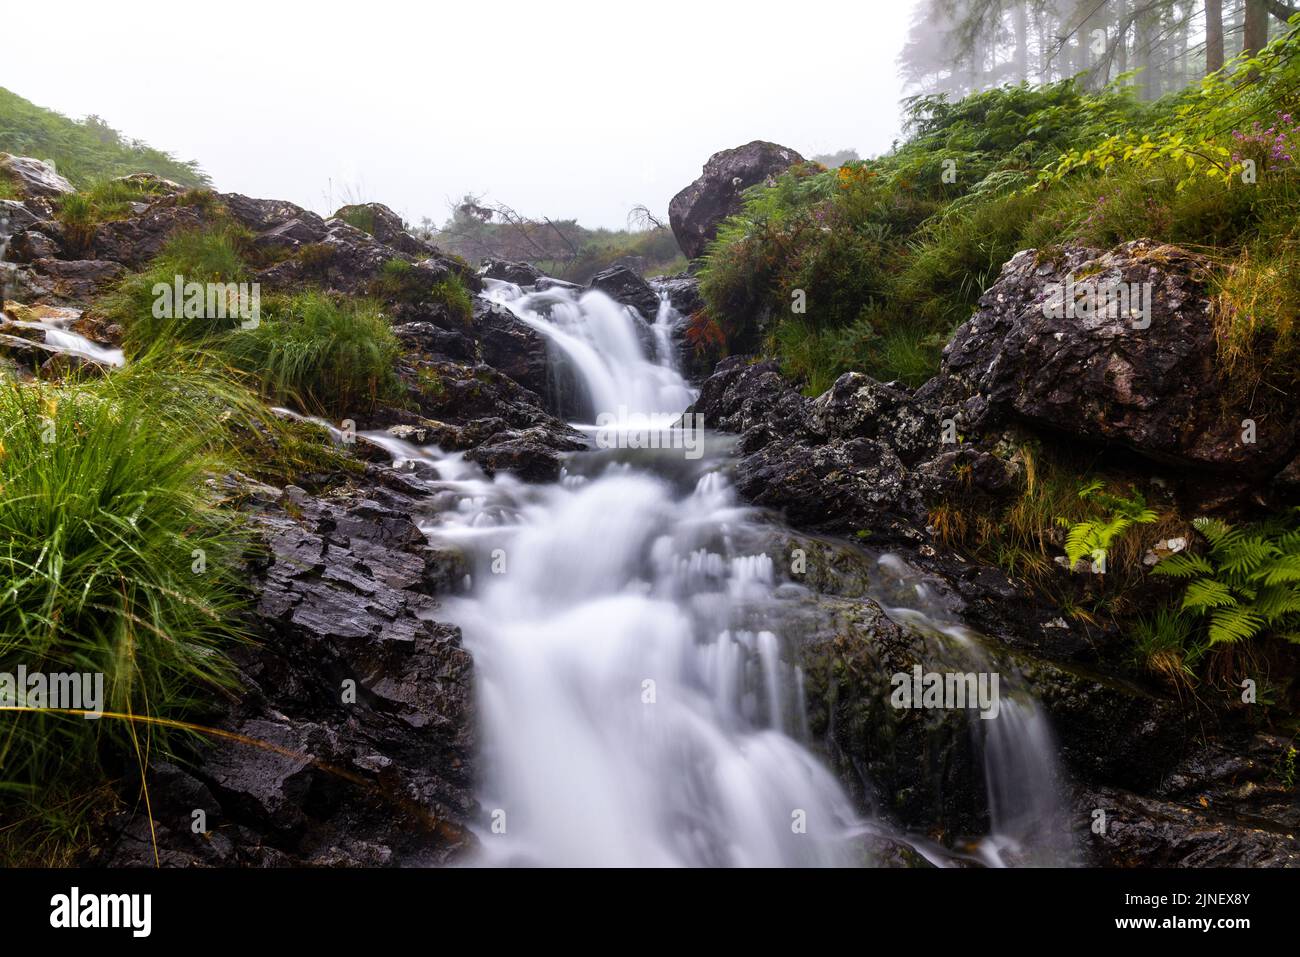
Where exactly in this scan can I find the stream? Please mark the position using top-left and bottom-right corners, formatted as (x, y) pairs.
(360, 282), (1076, 867)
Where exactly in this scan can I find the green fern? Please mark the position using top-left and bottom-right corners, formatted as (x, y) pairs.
(1154, 510), (1300, 647)
(1057, 483), (1158, 569)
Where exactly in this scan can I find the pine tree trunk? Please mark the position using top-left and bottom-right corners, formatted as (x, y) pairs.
(1244, 0), (1268, 57)
(1117, 0), (1130, 76)
(1206, 0), (1225, 73)
(1015, 2), (1029, 83)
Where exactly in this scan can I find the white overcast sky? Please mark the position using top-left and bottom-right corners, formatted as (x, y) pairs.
(3, 0), (918, 229)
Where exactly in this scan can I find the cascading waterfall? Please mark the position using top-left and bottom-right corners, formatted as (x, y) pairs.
(871, 556), (1076, 866)
(332, 280), (1073, 867)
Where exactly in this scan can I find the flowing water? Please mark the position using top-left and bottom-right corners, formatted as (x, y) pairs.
(302, 282), (1076, 867)
(0, 217), (124, 367)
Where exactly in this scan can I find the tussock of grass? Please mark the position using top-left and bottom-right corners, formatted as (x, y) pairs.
(369, 258), (474, 326)
(0, 355), (252, 826)
(335, 204), (377, 235)
(1213, 240), (1300, 402)
(102, 223), (256, 356)
(222, 291), (402, 416)
(55, 177), (175, 252)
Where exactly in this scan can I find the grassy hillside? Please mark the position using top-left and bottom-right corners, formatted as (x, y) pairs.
(0, 86), (207, 188)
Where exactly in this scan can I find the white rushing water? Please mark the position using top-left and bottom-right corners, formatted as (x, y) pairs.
(317, 280), (1072, 867)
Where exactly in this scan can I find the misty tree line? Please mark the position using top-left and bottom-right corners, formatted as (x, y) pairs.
(901, 0), (1299, 98)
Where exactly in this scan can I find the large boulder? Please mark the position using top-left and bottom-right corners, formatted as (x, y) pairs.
(0, 154), (75, 199)
(936, 240), (1299, 477)
(669, 141), (805, 259)
(86, 202), (216, 266)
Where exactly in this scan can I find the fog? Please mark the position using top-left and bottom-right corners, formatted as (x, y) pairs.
(2, 0), (917, 228)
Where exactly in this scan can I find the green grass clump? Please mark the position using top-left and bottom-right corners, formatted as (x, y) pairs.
(335, 204), (377, 235)
(429, 275), (473, 326)
(0, 356), (251, 832)
(369, 258), (474, 326)
(55, 177), (174, 252)
(101, 223), (256, 356)
(222, 291), (402, 416)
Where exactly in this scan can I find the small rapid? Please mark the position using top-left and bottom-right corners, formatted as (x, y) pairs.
(0, 218), (124, 367)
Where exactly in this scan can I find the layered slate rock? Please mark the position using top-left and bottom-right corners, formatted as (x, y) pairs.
(105, 478), (477, 867)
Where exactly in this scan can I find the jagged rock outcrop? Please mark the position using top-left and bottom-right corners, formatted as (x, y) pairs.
(669, 141), (805, 259)
(934, 240), (1299, 477)
(1073, 731), (1300, 867)
(332, 202), (433, 257)
(689, 357), (932, 542)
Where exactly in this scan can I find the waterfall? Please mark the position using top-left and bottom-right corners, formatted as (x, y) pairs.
(355, 280), (1072, 867)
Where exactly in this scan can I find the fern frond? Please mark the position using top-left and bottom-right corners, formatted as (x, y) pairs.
(1207, 606), (1265, 644)
(1192, 516), (1238, 551)
(1219, 537), (1279, 578)
(1153, 552), (1213, 578)
(1181, 578), (1237, 611)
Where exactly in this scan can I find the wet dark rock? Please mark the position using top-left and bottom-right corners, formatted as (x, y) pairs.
(103, 480), (477, 867)
(87, 203), (214, 267)
(392, 320), (478, 363)
(7, 229), (62, 262)
(29, 257), (126, 300)
(0, 198), (54, 238)
(690, 356), (815, 436)
(669, 141), (805, 259)
(465, 426), (584, 483)
(1074, 731), (1300, 867)
(736, 433), (925, 542)
(222, 193), (325, 238)
(811, 372), (937, 466)
(480, 258), (543, 286)
(0, 153), (75, 199)
(939, 241), (1299, 477)
(471, 298), (549, 397)
(588, 264), (662, 321)
(798, 596), (988, 836)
